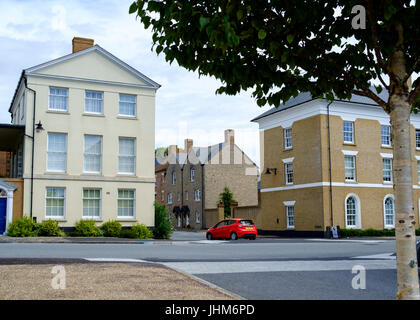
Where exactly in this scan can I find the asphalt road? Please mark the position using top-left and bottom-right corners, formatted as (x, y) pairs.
(0, 233), (400, 299)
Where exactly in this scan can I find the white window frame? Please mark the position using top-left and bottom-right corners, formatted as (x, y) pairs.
(45, 187), (65, 219)
(196, 209), (200, 223)
(190, 167), (195, 181)
(381, 125), (391, 147)
(49, 87), (68, 112)
(383, 195), (395, 229)
(161, 190), (164, 201)
(345, 193), (361, 229)
(117, 189), (136, 219)
(46, 132), (67, 173)
(177, 192), (181, 202)
(382, 158), (393, 183)
(343, 121), (354, 144)
(416, 129), (420, 150)
(185, 191), (189, 201)
(286, 205), (295, 229)
(118, 94), (136, 117)
(118, 137), (136, 175)
(172, 171), (176, 185)
(285, 163), (293, 185)
(82, 188), (102, 219)
(284, 127), (292, 149)
(85, 90), (104, 114)
(83, 135), (103, 174)
(417, 160), (420, 185)
(344, 155), (356, 182)
(194, 189), (201, 202)
(168, 193), (173, 204)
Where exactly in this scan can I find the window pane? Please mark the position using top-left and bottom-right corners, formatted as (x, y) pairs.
(83, 189), (101, 218)
(381, 125), (390, 146)
(383, 159), (392, 182)
(84, 136), (102, 172)
(85, 91), (103, 113)
(45, 187), (65, 218)
(343, 121), (354, 143)
(119, 94), (136, 116)
(47, 133), (67, 172)
(49, 88), (68, 111)
(346, 197), (356, 226)
(344, 156), (355, 180)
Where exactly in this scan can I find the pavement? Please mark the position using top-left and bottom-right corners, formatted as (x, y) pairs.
(0, 231), (404, 299)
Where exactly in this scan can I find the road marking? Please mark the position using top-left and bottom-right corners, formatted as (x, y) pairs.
(84, 258), (151, 263)
(352, 253), (396, 260)
(191, 240), (229, 244)
(162, 259), (396, 275)
(306, 239), (387, 243)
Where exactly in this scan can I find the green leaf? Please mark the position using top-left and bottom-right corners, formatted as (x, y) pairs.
(129, 2), (138, 14)
(258, 29), (267, 40)
(236, 10), (243, 21)
(199, 16), (210, 29)
(286, 34), (294, 44)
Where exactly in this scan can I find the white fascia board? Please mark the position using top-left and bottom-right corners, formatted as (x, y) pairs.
(254, 99), (420, 131)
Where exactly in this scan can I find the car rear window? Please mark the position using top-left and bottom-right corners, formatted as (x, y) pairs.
(240, 220), (254, 225)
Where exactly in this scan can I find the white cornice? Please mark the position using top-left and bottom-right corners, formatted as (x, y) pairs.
(342, 150), (358, 156)
(255, 100), (420, 131)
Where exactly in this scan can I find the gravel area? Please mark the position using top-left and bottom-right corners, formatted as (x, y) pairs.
(0, 262), (237, 300)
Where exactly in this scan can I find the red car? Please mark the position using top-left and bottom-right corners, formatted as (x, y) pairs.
(206, 218), (257, 240)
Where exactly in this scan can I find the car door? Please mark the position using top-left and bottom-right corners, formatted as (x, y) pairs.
(213, 220), (228, 239)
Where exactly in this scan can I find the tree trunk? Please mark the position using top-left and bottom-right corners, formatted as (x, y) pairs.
(390, 94), (420, 300)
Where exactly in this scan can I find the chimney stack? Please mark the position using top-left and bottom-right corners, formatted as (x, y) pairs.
(224, 129), (235, 145)
(72, 37), (94, 53)
(184, 139), (193, 153)
(168, 145), (178, 156)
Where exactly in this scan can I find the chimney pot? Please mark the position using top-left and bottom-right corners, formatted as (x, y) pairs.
(72, 37), (94, 53)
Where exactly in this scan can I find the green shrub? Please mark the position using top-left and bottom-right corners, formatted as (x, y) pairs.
(38, 220), (64, 237)
(71, 219), (103, 237)
(153, 201), (173, 239)
(340, 228), (395, 237)
(101, 220), (122, 237)
(6, 217), (39, 237)
(121, 224), (153, 239)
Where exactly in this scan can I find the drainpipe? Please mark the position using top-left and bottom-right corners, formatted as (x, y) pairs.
(181, 165), (184, 229)
(327, 101), (334, 233)
(201, 163), (205, 229)
(24, 76), (36, 219)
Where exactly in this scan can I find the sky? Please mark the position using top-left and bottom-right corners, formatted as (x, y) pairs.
(0, 0), (271, 167)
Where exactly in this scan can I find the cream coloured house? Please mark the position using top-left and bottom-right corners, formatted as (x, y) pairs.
(2, 37), (160, 232)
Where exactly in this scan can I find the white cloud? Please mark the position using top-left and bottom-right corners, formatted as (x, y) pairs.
(0, 0), (270, 167)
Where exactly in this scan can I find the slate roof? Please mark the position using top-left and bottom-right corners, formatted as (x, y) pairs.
(251, 90), (389, 122)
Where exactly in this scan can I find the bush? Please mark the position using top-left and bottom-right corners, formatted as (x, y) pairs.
(38, 220), (64, 237)
(101, 220), (122, 237)
(121, 223), (153, 239)
(153, 201), (173, 239)
(71, 219), (103, 237)
(340, 228), (395, 237)
(6, 217), (39, 237)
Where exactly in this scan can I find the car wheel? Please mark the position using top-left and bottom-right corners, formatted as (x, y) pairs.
(206, 233), (213, 240)
(230, 232), (238, 240)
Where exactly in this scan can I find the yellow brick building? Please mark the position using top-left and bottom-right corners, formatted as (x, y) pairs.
(252, 92), (420, 236)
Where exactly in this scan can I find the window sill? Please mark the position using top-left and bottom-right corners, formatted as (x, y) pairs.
(381, 145), (392, 149)
(43, 219), (67, 222)
(117, 173), (136, 177)
(45, 171), (67, 175)
(116, 218), (137, 222)
(83, 113), (105, 117)
(47, 110), (70, 115)
(383, 181), (393, 185)
(343, 142), (356, 146)
(287, 227), (295, 230)
(82, 218), (102, 222)
(284, 147), (293, 151)
(344, 180), (357, 184)
(82, 172), (103, 176)
(117, 116), (137, 120)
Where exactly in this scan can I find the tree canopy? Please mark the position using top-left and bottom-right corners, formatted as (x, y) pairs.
(130, 0), (420, 112)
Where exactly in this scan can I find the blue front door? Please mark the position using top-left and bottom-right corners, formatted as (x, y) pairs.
(0, 198), (6, 234)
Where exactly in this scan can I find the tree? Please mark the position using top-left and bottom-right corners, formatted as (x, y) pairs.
(155, 147), (168, 157)
(219, 187), (236, 218)
(130, 0), (420, 299)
